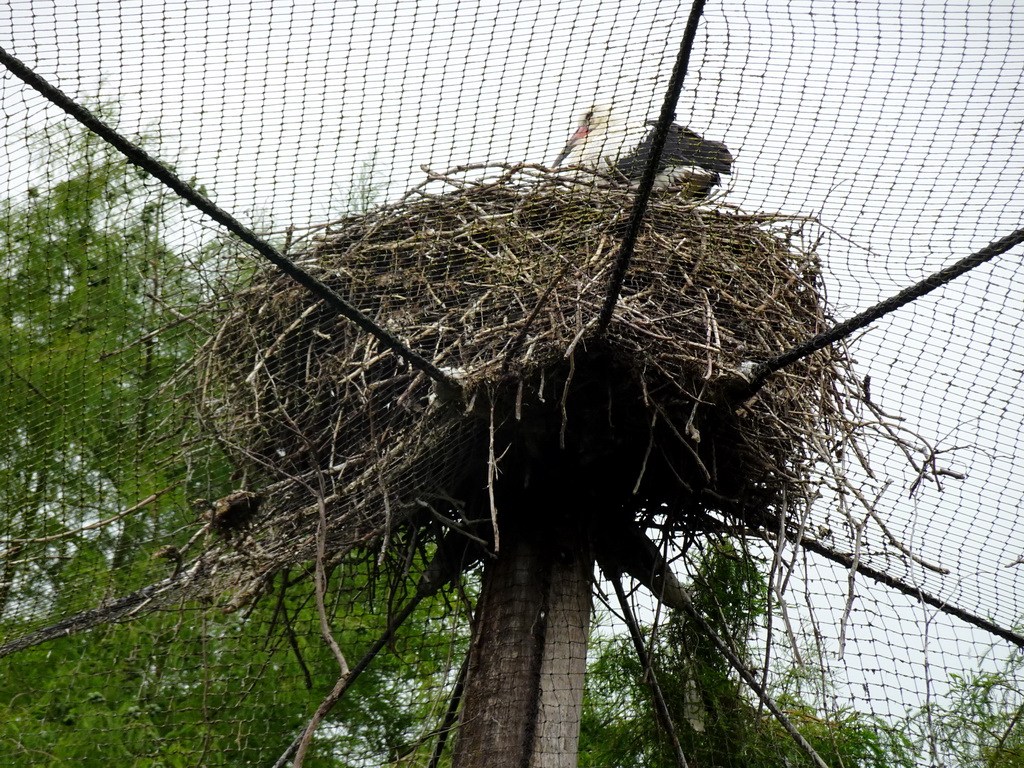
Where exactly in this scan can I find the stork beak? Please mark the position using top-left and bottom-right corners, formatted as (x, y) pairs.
(553, 124), (590, 168)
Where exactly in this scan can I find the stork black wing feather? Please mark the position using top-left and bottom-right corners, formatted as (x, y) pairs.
(612, 123), (732, 182)
(664, 125), (733, 175)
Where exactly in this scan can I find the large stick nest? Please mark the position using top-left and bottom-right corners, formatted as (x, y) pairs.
(195, 164), (847, 601)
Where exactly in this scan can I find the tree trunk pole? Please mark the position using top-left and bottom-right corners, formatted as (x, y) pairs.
(452, 512), (593, 768)
(530, 537), (593, 768)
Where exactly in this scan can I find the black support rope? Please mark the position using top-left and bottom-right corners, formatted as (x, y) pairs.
(596, 0), (707, 335)
(612, 571), (829, 768)
(799, 536), (1024, 650)
(0, 45), (463, 402)
(738, 226), (1024, 400)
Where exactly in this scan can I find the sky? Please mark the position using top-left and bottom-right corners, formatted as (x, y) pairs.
(3, 0), (1024, 736)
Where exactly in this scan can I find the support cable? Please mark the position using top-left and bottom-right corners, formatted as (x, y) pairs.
(596, 0), (707, 335)
(704, 505), (1024, 649)
(736, 226), (1024, 401)
(675, 591), (830, 768)
(427, 652), (470, 768)
(0, 45), (463, 402)
(798, 535), (1024, 649)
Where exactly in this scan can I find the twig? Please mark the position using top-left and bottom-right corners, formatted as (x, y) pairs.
(487, 401), (501, 552)
(1, 482), (184, 545)
(284, 590), (426, 768)
(280, 548), (461, 768)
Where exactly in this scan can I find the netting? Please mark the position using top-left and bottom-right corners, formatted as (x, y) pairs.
(2, 1), (1023, 766)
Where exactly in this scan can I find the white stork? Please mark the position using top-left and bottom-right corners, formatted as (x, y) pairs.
(552, 105), (733, 198)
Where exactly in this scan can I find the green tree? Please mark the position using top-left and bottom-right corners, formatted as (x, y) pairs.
(912, 646), (1024, 767)
(579, 540), (915, 767)
(0, 113), (228, 615)
(0, 117), (464, 766)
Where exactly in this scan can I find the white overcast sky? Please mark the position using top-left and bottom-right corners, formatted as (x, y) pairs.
(3, 0), (1024, 726)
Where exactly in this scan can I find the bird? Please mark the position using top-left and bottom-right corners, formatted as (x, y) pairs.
(552, 105), (733, 198)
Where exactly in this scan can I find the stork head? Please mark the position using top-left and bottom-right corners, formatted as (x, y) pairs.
(552, 104), (616, 168)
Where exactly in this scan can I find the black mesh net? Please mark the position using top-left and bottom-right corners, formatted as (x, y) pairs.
(2, 1), (1023, 766)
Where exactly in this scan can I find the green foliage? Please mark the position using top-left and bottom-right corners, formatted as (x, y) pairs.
(0, 559), (469, 767)
(912, 649), (1024, 767)
(0, 113), (463, 767)
(579, 540), (915, 767)
(0, 112), (233, 618)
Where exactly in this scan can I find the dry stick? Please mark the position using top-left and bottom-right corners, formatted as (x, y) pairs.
(596, 0), (707, 335)
(739, 226), (1024, 400)
(0, 44), (462, 403)
(263, 388), (351, 677)
(612, 576), (691, 768)
(758, 504), (791, 712)
(487, 402), (501, 552)
(312, 491), (349, 674)
(276, 576), (442, 768)
(501, 257), (576, 375)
